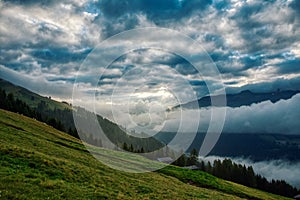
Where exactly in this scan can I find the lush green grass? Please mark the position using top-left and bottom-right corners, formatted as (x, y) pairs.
(0, 109), (291, 199)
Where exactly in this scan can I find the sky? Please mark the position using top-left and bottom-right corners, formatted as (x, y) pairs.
(1, 0), (300, 135)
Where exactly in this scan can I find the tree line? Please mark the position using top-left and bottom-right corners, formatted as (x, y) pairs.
(0, 88), (164, 153)
(122, 142), (145, 153)
(172, 148), (299, 198)
(0, 88), (79, 138)
(117, 142), (299, 198)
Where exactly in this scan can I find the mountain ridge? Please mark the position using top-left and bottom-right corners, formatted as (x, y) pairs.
(0, 78), (164, 153)
(0, 78), (71, 110)
(174, 89), (300, 109)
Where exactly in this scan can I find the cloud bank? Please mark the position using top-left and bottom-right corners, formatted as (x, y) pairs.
(201, 155), (300, 188)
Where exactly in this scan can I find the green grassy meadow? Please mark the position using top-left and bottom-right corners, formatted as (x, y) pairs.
(0, 109), (291, 199)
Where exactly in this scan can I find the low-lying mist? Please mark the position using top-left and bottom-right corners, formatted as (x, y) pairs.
(200, 156), (300, 189)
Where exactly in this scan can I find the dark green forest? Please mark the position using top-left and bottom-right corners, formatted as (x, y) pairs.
(0, 88), (78, 138)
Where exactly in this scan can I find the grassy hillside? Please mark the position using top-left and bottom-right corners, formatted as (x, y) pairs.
(0, 79), (71, 110)
(0, 109), (290, 199)
(0, 78), (164, 152)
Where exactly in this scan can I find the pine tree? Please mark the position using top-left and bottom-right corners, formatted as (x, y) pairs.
(129, 144), (134, 152)
(123, 142), (128, 151)
(140, 147), (144, 153)
(187, 148), (198, 166)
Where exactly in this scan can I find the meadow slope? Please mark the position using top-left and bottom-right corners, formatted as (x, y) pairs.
(0, 109), (290, 199)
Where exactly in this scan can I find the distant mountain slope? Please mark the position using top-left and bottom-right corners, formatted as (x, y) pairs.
(0, 109), (288, 199)
(209, 133), (300, 161)
(174, 89), (300, 109)
(0, 78), (71, 110)
(0, 78), (164, 152)
(155, 132), (300, 161)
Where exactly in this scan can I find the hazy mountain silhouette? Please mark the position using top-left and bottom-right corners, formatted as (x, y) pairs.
(174, 89), (300, 109)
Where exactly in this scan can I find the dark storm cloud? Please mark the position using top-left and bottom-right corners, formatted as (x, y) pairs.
(210, 52), (229, 63)
(31, 48), (91, 64)
(97, 0), (212, 23)
(276, 59), (300, 74)
(213, 53), (264, 75)
(180, 0), (212, 15)
(99, 74), (122, 80)
(231, 1), (265, 20)
(98, 13), (140, 38)
(98, 0), (179, 18)
(189, 80), (206, 86)
(289, 0), (300, 19)
(93, 0), (180, 37)
(240, 55), (264, 69)
(224, 81), (239, 86)
(2, 63), (24, 72)
(213, 0), (231, 11)
(1, 0), (55, 6)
